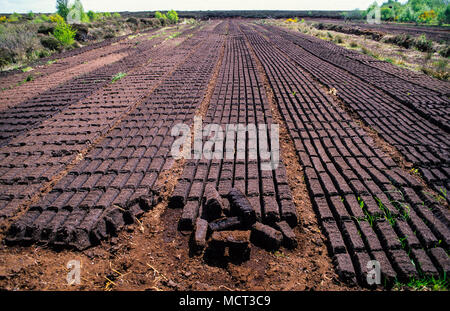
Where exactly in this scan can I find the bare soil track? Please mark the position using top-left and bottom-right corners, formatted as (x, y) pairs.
(0, 20), (448, 291)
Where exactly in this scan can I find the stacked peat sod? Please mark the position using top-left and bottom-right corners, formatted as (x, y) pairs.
(176, 185), (297, 263)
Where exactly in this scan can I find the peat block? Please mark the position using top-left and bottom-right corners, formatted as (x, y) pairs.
(250, 222), (282, 251)
(210, 230), (251, 261)
(208, 216), (243, 232)
(204, 184), (225, 221)
(274, 221), (297, 249)
(194, 218), (209, 255)
(227, 188), (256, 226)
(179, 201), (200, 231)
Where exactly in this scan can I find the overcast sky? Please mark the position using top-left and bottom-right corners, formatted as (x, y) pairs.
(0, 0), (408, 14)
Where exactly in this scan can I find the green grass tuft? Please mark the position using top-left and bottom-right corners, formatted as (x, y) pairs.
(111, 72), (127, 83)
(394, 274), (448, 291)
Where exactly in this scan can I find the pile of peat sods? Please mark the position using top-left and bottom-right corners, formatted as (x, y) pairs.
(177, 185), (298, 265)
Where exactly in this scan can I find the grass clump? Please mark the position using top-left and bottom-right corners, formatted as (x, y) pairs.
(111, 72), (127, 83)
(414, 34), (433, 53)
(421, 59), (449, 81)
(393, 274), (448, 291)
(333, 35), (344, 44)
(168, 32), (181, 39)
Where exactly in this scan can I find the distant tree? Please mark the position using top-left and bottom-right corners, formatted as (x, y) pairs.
(56, 0), (70, 20)
(87, 10), (97, 22)
(67, 0), (90, 23)
(369, 0), (448, 24)
(443, 4), (450, 23)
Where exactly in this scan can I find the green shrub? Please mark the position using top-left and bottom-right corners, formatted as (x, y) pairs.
(155, 11), (164, 19)
(53, 21), (76, 46)
(8, 12), (21, 22)
(49, 14), (65, 23)
(87, 10), (97, 22)
(113, 12), (121, 19)
(40, 14), (50, 22)
(167, 10), (179, 23)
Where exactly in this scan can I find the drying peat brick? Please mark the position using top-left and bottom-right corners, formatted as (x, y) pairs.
(194, 218), (208, 255)
(204, 184), (225, 221)
(210, 230), (251, 261)
(179, 201), (200, 231)
(169, 180), (190, 209)
(263, 196), (280, 225)
(429, 247), (450, 276)
(209, 216), (243, 232)
(250, 222), (283, 251)
(333, 253), (356, 285)
(227, 188), (256, 226)
(274, 221), (297, 249)
(280, 199), (298, 228)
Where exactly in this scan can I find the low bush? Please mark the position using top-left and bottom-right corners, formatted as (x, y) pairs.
(155, 11), (165, 19)
(8, 13), (21, 23)
(439, 46), (450, 58)
(40, 15), (51, 22)
(0, 47), (15, 68)
(71, 23), (89, 41)
(414, 34), (433, 53)
(385, 34), (414, 49)
(40, 36), (60, 50)
(53, 21), (76, 46)
(37, 24), (55, 35)
(49, 14), (65, 24)
(0, 24), (40, 65)
(127, 17), (139, 25)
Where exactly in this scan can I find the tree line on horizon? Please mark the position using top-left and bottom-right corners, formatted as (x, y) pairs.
(344, 0), (450, 25)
